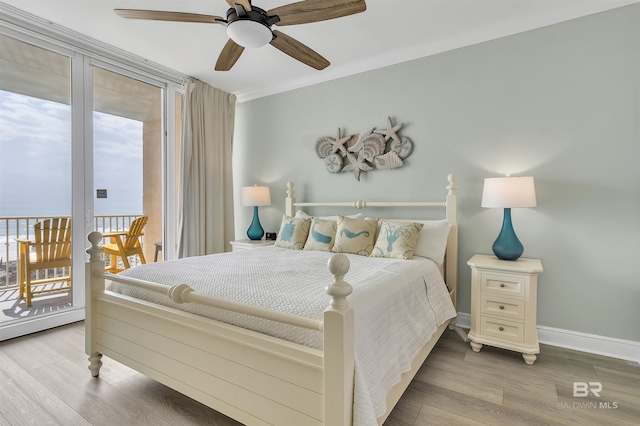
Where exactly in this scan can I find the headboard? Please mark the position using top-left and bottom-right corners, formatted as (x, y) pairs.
(284, 174), (458, 310)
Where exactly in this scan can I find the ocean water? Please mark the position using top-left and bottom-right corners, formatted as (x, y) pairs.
(0, 207), (141, 263)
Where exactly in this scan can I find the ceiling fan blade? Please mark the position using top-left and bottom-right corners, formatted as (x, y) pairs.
(225, 0), (252, 11)
(215, 39), (245, 71)
(270, 30), (329, 70)
(268, 0), (366, 26)
(115, 9), (225, 24)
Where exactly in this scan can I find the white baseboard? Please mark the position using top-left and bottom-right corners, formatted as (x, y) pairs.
(454, 312), (639, 364)
(451, 312), (471, 328)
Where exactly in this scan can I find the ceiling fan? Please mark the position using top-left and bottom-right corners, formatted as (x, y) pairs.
(115, 0), (367, 71)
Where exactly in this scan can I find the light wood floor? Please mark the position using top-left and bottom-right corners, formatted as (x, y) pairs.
(0, 322), (637, 426)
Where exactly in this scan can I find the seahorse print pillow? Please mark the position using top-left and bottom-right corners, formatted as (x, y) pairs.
(274, 215), (311, 250)
(331, 216), (378, 256)
(303, 218), (338, 252)
(371, 220), (424, 259)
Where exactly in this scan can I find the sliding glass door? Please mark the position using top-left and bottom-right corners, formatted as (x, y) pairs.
(92, 66), (163, 267)
(0, 33), (82, 337)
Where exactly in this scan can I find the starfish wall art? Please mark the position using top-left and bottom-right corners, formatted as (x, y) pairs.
(314, 117), (413, 181)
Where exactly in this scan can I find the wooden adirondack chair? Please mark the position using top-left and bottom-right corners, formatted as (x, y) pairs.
(103, 215), (148, 273)
(15, 217), (72, 307)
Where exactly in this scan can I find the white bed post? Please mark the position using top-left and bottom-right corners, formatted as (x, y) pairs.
(324, 253), (355, 426)
(285, 181), (295, 217)
(85, 231), (105, 377)
(445, 173), (458, 311)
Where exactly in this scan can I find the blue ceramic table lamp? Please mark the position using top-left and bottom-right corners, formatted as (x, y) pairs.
(242, 185), (271, 240)
(481, 176), (536, 260)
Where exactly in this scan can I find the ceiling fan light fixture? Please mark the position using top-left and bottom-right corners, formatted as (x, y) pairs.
(227, 20), (272, 48)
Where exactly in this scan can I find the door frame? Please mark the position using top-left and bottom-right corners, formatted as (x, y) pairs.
(0, 8), (184, 340)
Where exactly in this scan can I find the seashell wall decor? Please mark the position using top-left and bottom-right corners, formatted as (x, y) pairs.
(314, 117), (413, 181)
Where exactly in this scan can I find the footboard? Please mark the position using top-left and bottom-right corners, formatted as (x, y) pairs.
(85, 232), (354, 426)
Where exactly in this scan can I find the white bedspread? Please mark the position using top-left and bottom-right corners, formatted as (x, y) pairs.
(108, 246), (456, 426)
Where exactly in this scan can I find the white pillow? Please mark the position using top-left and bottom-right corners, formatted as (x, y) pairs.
(295, 210), (362, 221)
(413, 219), (452, 265)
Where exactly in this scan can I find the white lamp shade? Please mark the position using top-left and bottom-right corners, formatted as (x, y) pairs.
(481, 176), (536, 208)
(242, 186), (271, 206)
(227, 20), (272, 48)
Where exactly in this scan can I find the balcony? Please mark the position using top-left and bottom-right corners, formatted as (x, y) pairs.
(0, 215), (149, 323)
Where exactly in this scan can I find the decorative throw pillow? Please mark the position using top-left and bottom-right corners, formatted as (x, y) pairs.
(274, 215), (311, 250)
(331, 216), (378, 256)
(371, 221), (424, 259)
(413, 220), (452, 265)
(303, 218), (338, 252)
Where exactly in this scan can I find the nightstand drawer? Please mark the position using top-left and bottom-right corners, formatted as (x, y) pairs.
(480, 317), (525, 343)
(480, 294), (525, 320)
(481, 273), (525, 298)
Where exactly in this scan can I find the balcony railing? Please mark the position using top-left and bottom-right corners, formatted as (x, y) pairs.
(0, 215), (143, 289)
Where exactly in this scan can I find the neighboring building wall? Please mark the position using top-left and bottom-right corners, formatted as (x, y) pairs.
(233, 5), (640, 342)
(143, 119), (162, 263)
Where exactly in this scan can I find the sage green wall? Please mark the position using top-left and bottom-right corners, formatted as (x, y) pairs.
(233, 5), (640, 342)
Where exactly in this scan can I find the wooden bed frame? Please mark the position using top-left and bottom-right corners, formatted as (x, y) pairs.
(85, 174), (458, 426)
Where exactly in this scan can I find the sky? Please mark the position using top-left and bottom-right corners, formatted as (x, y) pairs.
(0, 90), (143, 217)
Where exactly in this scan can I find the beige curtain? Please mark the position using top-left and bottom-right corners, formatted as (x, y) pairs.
(178, 79), (236, 257)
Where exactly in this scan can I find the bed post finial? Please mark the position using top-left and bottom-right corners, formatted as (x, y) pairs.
(87, 231), (103, 262)
(285, 181), (295, 217)
(324, 253), (354, 425)
(86, 231), (105, 287)
(447, 174), (458, 195)
(326, 254), (352, 308)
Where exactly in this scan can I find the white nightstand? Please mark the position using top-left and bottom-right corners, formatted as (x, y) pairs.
(467, 254), (543, 365)
(230, 239), (275, 252)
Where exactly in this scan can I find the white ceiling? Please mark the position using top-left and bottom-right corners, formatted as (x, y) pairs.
(2, 0), (637, 102)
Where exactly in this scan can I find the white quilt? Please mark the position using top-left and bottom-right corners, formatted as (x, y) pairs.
(108, 246), (456, 426)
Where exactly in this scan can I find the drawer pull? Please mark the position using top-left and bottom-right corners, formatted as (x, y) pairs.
(499, 326), (504, 331)
(499, 305), (505, 310)
(500, 283), (506, 288)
